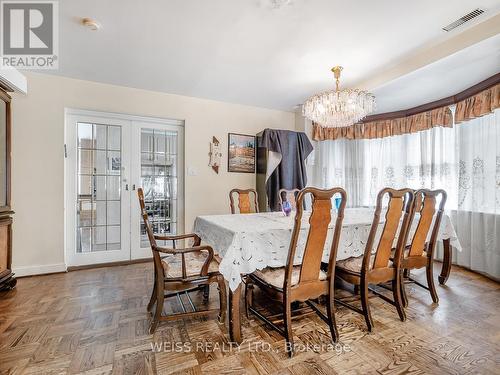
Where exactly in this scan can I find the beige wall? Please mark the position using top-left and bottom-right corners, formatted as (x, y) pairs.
(11, 72), (294, 274)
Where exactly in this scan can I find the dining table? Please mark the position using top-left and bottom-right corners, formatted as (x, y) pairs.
(193, 207), (462, 344)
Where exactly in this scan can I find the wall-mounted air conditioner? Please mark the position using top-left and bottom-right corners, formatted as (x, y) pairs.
(0, 68), (27, 94)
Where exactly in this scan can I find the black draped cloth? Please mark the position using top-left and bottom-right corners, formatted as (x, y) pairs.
(258, 129), (313, 211)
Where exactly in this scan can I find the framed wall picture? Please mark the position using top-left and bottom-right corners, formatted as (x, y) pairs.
(228, 133), (255, 173)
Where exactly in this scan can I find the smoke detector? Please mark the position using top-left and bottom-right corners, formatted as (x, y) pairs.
(269, 0), (292, 9)
(81, 18), (101, 31)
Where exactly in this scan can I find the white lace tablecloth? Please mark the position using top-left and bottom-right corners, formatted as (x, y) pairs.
(194, 208), (461, 291)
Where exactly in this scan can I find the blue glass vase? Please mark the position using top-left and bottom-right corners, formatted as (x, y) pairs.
(282, 201), (292, 216)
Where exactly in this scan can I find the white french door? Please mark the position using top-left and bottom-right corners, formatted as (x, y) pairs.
(130, 121), (183, 259)
(65, 110), (184, 267)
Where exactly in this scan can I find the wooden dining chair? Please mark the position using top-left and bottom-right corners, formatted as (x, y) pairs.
(278, 188), (300, 211)
(399, 189), (447, 305)
(245, 187), (347, 357)
(335, 188), (414, 332)
(138, 188), (227, 333)
(229, 188), (259, 214)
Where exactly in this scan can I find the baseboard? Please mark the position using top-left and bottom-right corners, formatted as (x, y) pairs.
(12, 259), (153, 277)
(12, 263), (67, 277)
(67, 258), (152, 271)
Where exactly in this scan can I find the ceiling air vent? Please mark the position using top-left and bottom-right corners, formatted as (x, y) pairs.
(442, 8), (485, 32)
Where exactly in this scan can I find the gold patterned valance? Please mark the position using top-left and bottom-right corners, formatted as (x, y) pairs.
(455, 83), (500, 124)
(312, 106), (453, 141)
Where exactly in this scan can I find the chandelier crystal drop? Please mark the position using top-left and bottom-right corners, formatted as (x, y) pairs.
(302, 66), (376, 128)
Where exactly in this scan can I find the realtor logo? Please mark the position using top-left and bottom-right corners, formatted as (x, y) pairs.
(1, 0), (58, 69)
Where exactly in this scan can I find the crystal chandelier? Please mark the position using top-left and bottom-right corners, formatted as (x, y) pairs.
(302, 66), (376, 128)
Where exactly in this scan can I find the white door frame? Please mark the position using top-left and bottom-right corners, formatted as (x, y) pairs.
(64, 108), (185, 267)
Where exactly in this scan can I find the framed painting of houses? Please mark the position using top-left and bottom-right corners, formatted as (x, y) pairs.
(228, 133), (255, 173)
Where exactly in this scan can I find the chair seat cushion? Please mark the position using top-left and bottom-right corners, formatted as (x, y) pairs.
(161, 253), (219, 279)
(336, 254), (394, 273)
(253, 266), (327, 289)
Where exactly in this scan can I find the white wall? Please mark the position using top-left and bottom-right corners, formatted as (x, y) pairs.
(294, 111), (316, 185)
(11, 72), (294, 275)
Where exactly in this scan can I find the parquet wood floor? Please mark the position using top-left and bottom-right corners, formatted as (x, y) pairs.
(0, 263), (498, 374)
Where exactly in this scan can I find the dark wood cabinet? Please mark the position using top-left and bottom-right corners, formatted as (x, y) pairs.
(0, 88), (15, 291)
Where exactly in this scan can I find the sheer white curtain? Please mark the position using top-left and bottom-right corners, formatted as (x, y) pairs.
(312, 109), (500, 279)
(311, 138), (366, 205)
(452, 109), (500, 278)
(312, 126), (457, 207)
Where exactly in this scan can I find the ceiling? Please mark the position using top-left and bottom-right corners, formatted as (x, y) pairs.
(372, 33), (500, 113)
(49, 0), (500, 112)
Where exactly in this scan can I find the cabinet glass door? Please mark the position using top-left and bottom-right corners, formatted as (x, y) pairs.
(0, 99), (7, 208)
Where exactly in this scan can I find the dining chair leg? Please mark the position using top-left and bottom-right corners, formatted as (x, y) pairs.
(392, 273), (406, 322)
(360, 279), (374, 332)
(400, 269), (409, 308)
(217, 276), (227, 323)
(439, 238), (452, 285)
(244, 281), (254, 319)
(353, 285), (360, 295)
(283, 295), (294, 357)
(326, 292), (339, 343)
(150, 284), (164, 334)
(147, 273), (157, 313)
(426, 259), (439, 304)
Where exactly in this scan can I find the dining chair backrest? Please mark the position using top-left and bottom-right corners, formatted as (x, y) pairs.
(285, 187), (347, 296)
(279, 188), (300, 211)
(137, 188), (162, 265)
(229, 188), (259, 214)
(364, 188), (414, 272)
(407, 189), (447, 258)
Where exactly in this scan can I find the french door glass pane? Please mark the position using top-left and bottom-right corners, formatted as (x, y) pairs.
(140, 128), (178, 247)
(77, 122), (122, 253)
